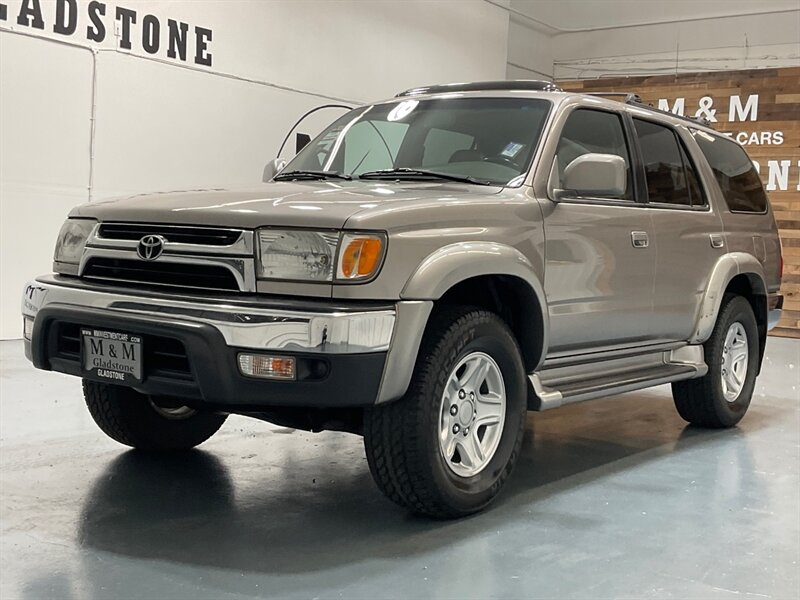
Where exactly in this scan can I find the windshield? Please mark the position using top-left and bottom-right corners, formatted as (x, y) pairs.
(282, 97), (552, 186)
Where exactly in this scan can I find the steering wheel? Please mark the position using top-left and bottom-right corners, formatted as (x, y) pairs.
(484, 154), (521, 169)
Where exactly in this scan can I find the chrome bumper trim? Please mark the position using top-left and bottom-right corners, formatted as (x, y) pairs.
(22, 278), (395, 354)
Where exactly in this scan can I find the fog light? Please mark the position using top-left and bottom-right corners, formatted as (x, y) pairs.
(23, 317), (34, 340)
(238, 353), (296, 380)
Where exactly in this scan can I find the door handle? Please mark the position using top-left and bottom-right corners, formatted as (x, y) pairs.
(631, 231), (649, 248)
(710, 233), (725, 249)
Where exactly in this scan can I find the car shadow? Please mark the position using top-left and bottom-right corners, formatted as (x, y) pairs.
(76, 390), (776, 575)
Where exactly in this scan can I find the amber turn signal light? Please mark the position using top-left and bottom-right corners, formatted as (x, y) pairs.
(337, 234), (384, 280)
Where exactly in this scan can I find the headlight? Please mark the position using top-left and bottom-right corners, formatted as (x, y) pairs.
(53, 219), (95, 265)
(256, 229), (386, 282)
(257, 229), (339, 281)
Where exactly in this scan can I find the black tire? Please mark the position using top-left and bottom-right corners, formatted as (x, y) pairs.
(83, 380), (227, 450)
(363, 307), (527, 519)
(672, 295), (759, 428)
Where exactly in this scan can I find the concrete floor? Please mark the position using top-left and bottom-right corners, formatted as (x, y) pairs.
(1, 338), (798, 600)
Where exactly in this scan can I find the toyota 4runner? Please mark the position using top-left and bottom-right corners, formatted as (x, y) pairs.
(21, 81), (784, 518)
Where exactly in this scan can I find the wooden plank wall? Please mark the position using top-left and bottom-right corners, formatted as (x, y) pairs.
(560, 68), (800, 338)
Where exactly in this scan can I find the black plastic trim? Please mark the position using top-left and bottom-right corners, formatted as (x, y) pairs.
(769, 294), (784, 310)
(30, 304), (386, 408)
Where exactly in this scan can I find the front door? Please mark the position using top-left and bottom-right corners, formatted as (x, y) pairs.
(542, 107), (656, 354)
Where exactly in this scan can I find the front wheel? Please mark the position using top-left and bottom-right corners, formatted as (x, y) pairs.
(363, 307), (527, 518)
(672, 295), (759, 428)
(83, 380), (227, 451)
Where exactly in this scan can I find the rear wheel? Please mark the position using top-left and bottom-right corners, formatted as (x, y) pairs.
(672, 295), (759, 428)
(363, 307), (527, 518)
(83, 380), (227, 450)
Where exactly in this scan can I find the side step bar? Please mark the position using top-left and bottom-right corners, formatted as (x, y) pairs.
(528, 343), (707, 411)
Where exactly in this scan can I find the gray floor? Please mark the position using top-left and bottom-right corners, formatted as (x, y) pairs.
(1, 338), (798, 600)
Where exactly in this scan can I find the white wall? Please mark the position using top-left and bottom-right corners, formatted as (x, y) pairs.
(504, 0), (800, 80)
(506, 16), (552, 80)
(552, 10), (800, 79)
(0, 0), (511, 338)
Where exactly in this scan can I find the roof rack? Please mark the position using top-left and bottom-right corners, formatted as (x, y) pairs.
(582, 91), (713, 128)
(583, 91), (643, 104)
(396, 80), (563, 97)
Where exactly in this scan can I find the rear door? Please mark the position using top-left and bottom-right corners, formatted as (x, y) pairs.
(541, 106), (657, 354)
(631, 118), (725, 340)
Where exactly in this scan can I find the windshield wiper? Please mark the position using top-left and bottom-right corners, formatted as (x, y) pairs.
(273, 170), (352, 181)
(358, 168), (492, 186)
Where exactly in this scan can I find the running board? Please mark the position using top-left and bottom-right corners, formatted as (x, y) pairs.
(528, 343), (707, 411)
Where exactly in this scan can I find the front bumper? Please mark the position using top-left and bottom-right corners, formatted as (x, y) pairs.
(22, 276), (431, 407)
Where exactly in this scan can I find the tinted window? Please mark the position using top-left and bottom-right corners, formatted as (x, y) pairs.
(692, 130), (768, 213)
(634, 119), (705, 207)
(555, 109), (632, 199)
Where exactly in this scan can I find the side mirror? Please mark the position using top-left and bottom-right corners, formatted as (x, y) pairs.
(553, 153), (626, 200)
(262, 158), (287, 182)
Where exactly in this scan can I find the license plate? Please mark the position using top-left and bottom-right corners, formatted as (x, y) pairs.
(81, 328), (143, 384)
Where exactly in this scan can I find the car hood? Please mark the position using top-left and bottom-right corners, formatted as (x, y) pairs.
(69, 181), (504, 229)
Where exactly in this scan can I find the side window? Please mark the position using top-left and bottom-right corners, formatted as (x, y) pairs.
(555, 109), (632, 200)
(692, 130), (768, 213)
(422, 128), (475, 167)
(634, 119), (705, 207)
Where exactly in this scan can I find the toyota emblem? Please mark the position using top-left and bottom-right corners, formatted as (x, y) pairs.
(136, 235), (166, 260)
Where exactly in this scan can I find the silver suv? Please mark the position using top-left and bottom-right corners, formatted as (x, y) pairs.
(21, 81), (784, 518)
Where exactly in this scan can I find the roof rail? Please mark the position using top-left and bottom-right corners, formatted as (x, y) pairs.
(582, 91), (714, 128)
(583, 91), (643, 104)
(627, 99), (714, 128)
(396, 80), (563, 97)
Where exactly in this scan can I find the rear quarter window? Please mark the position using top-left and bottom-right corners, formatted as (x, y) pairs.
(691, 130), (768, 213)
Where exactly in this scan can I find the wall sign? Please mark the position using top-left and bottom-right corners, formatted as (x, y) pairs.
(654, 93), (796, 192)
(560, 68), (800, 337)
(0, 0), (213, 66)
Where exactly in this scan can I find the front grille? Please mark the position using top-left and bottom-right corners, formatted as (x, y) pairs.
(83, 257), (240, 291)
(53, 323), (192, 380)
(98, 223), (242, 246)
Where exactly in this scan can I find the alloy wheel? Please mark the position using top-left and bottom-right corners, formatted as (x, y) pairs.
(438, 351), (506, 477)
